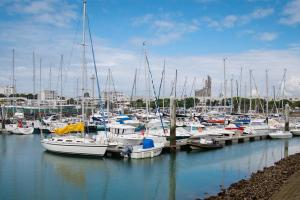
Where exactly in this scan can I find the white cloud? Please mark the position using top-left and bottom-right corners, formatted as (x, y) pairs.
(257, 32), (278, 41)
(249, 8), (274, 19)
(4, 0), (78, 27)
(131, 14), (199, 45)
(202, 8), (274, 30)
(286, 76), (300, 97)
(279, 0), (300, 25)
(223, 15), (238, 28)
(0, 1), (299, 98)
(131, 14), (154, 26)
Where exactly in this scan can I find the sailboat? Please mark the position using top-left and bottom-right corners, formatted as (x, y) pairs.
(41, 122), (108, 156)
(269, 131), (292, 139)
(41, 0), (108, 157)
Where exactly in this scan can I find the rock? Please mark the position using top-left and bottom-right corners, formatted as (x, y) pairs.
(205, 153), (300, 200)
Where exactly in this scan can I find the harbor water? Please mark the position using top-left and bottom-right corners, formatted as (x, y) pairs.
(1, 134), (300, 199)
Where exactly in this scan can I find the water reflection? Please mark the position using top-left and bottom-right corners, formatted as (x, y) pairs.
(169, 152), (176, 200)
(42, 151), (112, 199)
(1, 135), (300, 200)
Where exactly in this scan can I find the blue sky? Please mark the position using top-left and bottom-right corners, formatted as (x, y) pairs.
(0, 0), (300, 98)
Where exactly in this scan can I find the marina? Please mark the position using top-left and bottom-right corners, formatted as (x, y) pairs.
(1, 0), (300, 199)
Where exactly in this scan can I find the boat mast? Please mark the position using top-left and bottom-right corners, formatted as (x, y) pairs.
(249, 69), (252, 113)
(281, 69), (287, 114)
(107, 68), (110, 121)
(238, 67), (242, 113)
(60, 55), (63, 121)
(162, 60), (165, 113)
(81, 0), (87, 121)
(76, 78), (79, 114)
(190, 77), (196, 112)
(143, 49), (149, 121)
(182, 76), (187, 115)
(265, 69), (269, 118)
(235, 80), (238, 113)
(230, 75), (233, 113)
(273, 85), (278, 114)
(244, 81), (246, 113)
(33, 52), (36, 97)
(49, 63), (52, 91)
(32, 52), (36, 119)
(39, 58), (42, 118)
(130, 69), (137, 108)
(223, 57), (227, 112)
(91, 74), (95, 114)
(12, 49), (15, 113)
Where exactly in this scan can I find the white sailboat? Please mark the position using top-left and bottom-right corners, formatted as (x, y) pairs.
(269, 131), (292, 139)
(41, 0), (108, 157)
(42, 136), (107, 156)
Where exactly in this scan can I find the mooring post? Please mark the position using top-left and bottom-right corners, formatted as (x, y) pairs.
(170, 96), (176, 151)
(284, 103), (290, 132)
(1, 105), (5, 130)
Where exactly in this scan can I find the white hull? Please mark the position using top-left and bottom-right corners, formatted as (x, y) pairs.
(290, 129), (300, 136)
(254, 129), (270, 134)
(116, 135), (144, 146)
(269, 131), (292, 139)
(41, 139), (107, 157)
(130, 143), (164, 159)
(5, 124), (17, 133)
(12, 127), (34, 135)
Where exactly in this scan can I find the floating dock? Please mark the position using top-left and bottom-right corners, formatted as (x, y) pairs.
(105, 133), (271, 157)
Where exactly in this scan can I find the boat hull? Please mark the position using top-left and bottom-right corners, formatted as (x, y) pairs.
(130, 144), (164, 159)
(291, 129), (300, 136)
(12, 127), (34, 135)
(269, 131), (292, 139)
(41, 141), (107, 156)
(189, 142), (223, 150)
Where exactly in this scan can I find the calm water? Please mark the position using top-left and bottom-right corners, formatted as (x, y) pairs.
(1, 134), (300, 200)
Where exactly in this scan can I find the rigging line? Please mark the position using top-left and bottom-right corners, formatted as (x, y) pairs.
(87, 14), (107, 137)
(189, 77), (196, 97)
(276, 71), (286, 99)
(143, 43), (165, 132)
(181, 77), (187, 99)
(251, 73), (265, 113)
(64, 19), (81, 89)
(157, 66), (165, 100)
(110, 70), (118, 104)
(170, 80), (174, 97)
(130, 69), (137, 103)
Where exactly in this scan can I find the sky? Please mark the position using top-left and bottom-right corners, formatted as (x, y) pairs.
(0, 0), (300, 99)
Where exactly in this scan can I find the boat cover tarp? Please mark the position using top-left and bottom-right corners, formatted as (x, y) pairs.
(54, 122), (84, 135)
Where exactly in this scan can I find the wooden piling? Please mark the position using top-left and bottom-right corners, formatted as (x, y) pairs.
(1, 105), (5, 131)
(284, 104), (290, 132)
(170, 96), (176, 152)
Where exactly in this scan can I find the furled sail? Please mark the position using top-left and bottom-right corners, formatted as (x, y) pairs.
(54, 122), (84, 135)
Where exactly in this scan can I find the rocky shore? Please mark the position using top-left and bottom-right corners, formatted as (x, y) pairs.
(204, 153), (300, 200)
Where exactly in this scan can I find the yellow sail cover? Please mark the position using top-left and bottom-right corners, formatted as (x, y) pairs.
(54, 122), (85, 135)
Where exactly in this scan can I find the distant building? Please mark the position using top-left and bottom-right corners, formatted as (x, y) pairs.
(0, 85), (14, 96)
(102, 91), (128, 102)
(195, 76), (212, 98)
(39, 90), (58, 101)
